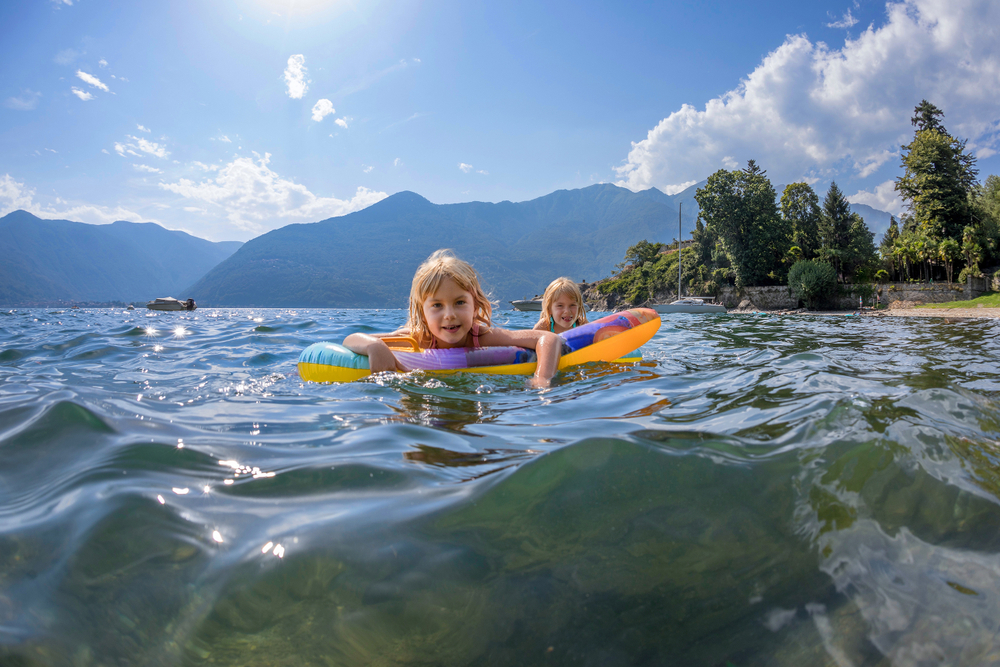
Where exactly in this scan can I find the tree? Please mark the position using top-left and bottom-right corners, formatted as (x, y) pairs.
(619, 240), (663, 270)
(694, 160), (789, 287)
(938, 237), (960, 284)
(780, 183), (822, 259)
(843, 213), (879, 282)
(895, 100), (979, 242)
(819, 181), (854, 281)
(880, 216), (900, 279)
(911, 100), (945, 133)
(788, 260), (837, 310)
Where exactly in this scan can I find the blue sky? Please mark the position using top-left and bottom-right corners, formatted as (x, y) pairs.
(2, 0), (999, 242)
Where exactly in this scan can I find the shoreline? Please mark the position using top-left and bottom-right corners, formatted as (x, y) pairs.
(731, 307), (1000, 319)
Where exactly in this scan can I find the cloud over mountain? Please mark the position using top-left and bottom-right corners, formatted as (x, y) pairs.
(159, 153), (387, 232)
(614, 0), (1000, 193)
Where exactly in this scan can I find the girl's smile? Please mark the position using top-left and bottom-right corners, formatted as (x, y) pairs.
(422, 277), (476, 347)
(551, 296), (580, 331)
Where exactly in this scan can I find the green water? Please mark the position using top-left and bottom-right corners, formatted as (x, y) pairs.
(1, 308), (999, 665)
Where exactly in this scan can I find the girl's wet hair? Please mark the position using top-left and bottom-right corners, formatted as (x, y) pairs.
(539, 277), (588, 327)
(406, 249), (493, 345)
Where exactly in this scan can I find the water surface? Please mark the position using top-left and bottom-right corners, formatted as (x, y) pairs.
(1, 307), (999, 666)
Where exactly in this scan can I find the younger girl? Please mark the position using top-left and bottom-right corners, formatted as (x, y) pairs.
(533, 277), (588, 334)
(344, 250), (563, 388)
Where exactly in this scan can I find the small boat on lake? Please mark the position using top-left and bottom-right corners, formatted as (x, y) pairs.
(510, 298), (542, 311)
(146, 297), (196, 311)
(652, 297), (727, 314)
(654, 202), (727, 315)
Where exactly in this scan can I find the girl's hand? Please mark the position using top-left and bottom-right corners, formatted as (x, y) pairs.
(367, 343), (403, 374)
(526, 375), (551, 389)
(531, 331), (561, 385)
(343, 333), (405, 374)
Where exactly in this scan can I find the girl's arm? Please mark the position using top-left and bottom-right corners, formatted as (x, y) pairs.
(343, 332), (407, 373)
(481, 328), (562, 388)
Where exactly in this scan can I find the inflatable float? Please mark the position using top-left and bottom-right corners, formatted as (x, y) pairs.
(298, 308), (660, 383)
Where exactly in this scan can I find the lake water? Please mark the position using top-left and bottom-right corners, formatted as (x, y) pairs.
(1, 307), (1000, 666)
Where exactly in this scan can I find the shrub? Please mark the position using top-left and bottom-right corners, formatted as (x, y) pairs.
(788, 260), (837, 309)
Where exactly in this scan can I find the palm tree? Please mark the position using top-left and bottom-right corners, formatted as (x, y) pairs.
(938, 238), (960, 284)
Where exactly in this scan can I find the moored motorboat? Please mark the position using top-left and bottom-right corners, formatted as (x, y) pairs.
(652, 298), (727, 314)
(146, 297), (197, 311)
(510, 298), (542, 311)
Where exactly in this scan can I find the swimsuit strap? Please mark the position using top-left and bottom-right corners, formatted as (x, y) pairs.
(471, 322), (481, 349)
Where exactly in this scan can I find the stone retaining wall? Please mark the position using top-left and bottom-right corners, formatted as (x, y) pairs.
(584, 275), (991, 312)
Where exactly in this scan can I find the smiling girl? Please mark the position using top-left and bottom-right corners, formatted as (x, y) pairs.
(343, 250), (563, 387)
(533, 277), (588, 334)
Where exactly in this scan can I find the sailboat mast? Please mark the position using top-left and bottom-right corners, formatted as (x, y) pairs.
(678, 202), (682, 299)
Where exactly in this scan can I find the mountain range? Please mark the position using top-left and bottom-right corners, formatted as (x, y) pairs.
(0, 210), (242, 305)
(186, 184), (705, 308)
(0, 183), (893, 307)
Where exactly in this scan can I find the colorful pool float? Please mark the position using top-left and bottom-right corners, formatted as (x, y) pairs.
(298, 308), (660, 383)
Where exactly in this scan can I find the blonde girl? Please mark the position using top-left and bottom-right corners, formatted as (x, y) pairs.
(533, 277), (588, 334)
(344, 250), (563, 387)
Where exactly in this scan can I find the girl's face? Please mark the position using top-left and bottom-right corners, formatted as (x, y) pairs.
(550, 294), (580, 331)
(421, 277), (475, 347)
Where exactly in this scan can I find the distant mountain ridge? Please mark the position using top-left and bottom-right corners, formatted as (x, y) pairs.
(188, 182), (893, 308)
(0, 210), (243, 305)
(187, 184), (705, 307)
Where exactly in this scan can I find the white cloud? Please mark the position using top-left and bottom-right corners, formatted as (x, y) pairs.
(0, 173), (146, 224)
(159, 152), (388, 232)
(137, 124), (150, 133)
(459, 163), (473, 173)
(284, 54), (309, 99)
(4, 90), (41, 111)
(214, 134), (232, 143)
(183, 206), (207, 214)
(133, 164), (162, 173)
(614, 0), (1000, 192)
(827, 9), (859, 29)
(71, 87), (94, 101)
(192, 161), (220, 171)
(363, 165), (373, 173)
(127, 135), (169, 158)
(76, 70), (109, 92)
(854, 149), (897, 178)
(662, 180), (698, 196)
(335, 117), (348, 129)
(311, 98), (335, 122)
(848, 180), (904, 215)
(53, 48), (82, 65)
(99, 59), (108, 67)
(393, 158), (402, 167)
(101, 148), (110, 155)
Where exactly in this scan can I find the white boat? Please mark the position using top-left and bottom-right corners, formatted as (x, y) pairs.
(510, 298), (542, 311)
(653, 298), (727, 314)
(653, 202), (726, 315)
(146, 297), (196, 311)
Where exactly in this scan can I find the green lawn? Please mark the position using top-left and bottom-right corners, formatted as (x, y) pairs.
(918, 292), (1000, 308)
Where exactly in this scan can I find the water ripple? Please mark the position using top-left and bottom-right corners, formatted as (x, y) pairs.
(0, 308), (999, 665)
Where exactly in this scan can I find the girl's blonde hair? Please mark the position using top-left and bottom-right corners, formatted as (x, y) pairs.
(538, 277), (588, 328)
(406, 249), (493, 346)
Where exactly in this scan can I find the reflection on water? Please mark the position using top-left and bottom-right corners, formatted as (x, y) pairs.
(0, 308), (999, 665)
